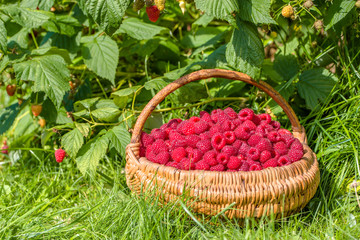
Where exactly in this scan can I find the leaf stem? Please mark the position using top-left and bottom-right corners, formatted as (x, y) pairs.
(6, 147), (54, 152)
(30, 29), (39, 49)
(96, 77), (108, 99)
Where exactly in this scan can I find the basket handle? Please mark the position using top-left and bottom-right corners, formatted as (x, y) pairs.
(131, 69), (302, 144)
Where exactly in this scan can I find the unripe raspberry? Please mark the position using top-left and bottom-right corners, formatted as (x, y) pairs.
(133, 0), (145, 11)
(38, 118), (46, 128)
(282, 5), (294, 18)
(314, 20), (324, 31)
(6, 84), (16, 96)
(55, 149), (66, 163)
(146, 5), (160, 22)
(1, 144), (8, 155)
(356, 0), (360, 8)
(154, 0), (165, 11)
(31, 104), (42, 117)
(303, 0), (314, 9)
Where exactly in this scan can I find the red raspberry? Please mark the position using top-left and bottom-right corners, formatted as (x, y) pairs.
(199, 131), (212, 140)
(232, 139), (242, 149)
(238, 160), (250, 171)
(280, 134), (295, 148)
(167, 118), (182, 129)
(210, 164), (226, 171)
(211, 109), (222, 123)
(196, 139), (212, 152)
(180, 158), (196, 170)
(259, 150), (272, 163)
(224, 107), (238, 119)
(234, 126), (251, 140)
(238, 142), (250, 156)
(203, 150), (218, 166)
(271, 121), (281, 130)
(1, 144), (9, 155)
(247, 134), (263, 147)
(180, 121), (195, 135)
(166, 161), (179, 168)
(211, 133), (226, 150)
(194, 120), (209, 134)
(189, 116), (201, 123)
(221, 146), (237, 156)
(258, 113), (272, 124)
(171, 147), (187, 162)
(195, 160), (210, 170)
(200, 111), (213, 123)
(155, 152), (170, 164)
(188, 148), (203, 163)
(267, 131), (281, 143)
(151, 139), (168, 154)
(216, 152), (230, 165)
(255, 125), (266, 137)
(287, 149), (303, 162)
(224, 131), (236, 144)
(151, 129), (166, 140)
(249, 164), (262, 171)
(146, 5), (160, 22)
(171, 139), (187, 148)
(247, 147), (260, 161)
(168, 130), (184, 141)
(209, 125), (223, 135)
(140, 146), (146, 157)
(227, 156), (242, 169)
(273, 141), (288, 156)
(278, 128), (292, 135)
(238, 108), (254, 121)
(257, 138), (273, 152)
(242, 120), (257, 131)
(278, 155), (291, 166)
(145, 147), (156, 162)
(227, 169), (238, 172)
(160, 123), (168, 130)
(290, 139), (303, 151)
(55, 149), (66, 163)
(262, 158), (278, 168)
(140, 132), (155, 147)
(252, 115), (261, 125)
(185, 135), (200, 148)
(221, 120), (235, 131)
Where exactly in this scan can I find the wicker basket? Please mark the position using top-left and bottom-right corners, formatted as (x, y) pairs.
(125, 69), (320, 219)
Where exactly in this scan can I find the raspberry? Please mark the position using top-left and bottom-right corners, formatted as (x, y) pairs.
(221, 146), (237, 156)
(281, 5), (294, 18)
(224, 107), (238, 120)
(200, 111), (212, 123)
(278, 129), (292, 135)
(233, 119), (242, 127)
(232, 139), (242, 149)
(290, 139), (303, 151)
(271, 121), (281, 130)
(259, 150), (272, 163)
(168, 130), (184, 141)
(227, 156), (242, 170)
(238, 108), (254, 121)
(152, 139), (168, 154)
(189, 116), (201, 123)
(1, 144), (9, 155)
(262, 158), (278, 168)
(146, 5), (160, 22)
(160, 123), (168, 130)
(247, 147), (260, 161)
(38, 118), (46, 128)
(234, 126), (251, 140)
(247, 134), (263, 147)
(255, 125), (266, 137)
(273, 141), (288, 156)
(224, 131), (236, 144)
(249, 164), (262, 171)
(6, 84), (16, 96)
(167, 118), (181, 129)
(194, 121), (209, 134)
(287, 149), (303, 162)
(171, 139), (187, 148)
(166, 161), (179, 168)
(211, 133), (226, 150)
(257, 138), (273, 152)
(155, 152), (170, 164)
(211, 109), (222, 123)
(267, 131), (281, 143)
(145, 147), (157, 162)
(196, 139), (212, 152)
(180, 158), (196, 170)
(210, 164), (225, 171)
(31, 104), (43, 117)
(242, 120), (256, 131)
(252, 115), (261, 125)
(209, 125), (224, 135)
(278, 155), (291, 166)
(263, 124), (274, 133)
(55, 149), (66, 163)
(238, 161), (250, 171)
(238, 143), (250, 156)
(185, 135), (200, 148)
(195, 160), (210, 170)
(203, 150), (218, 166)
(199, 131), (212, 140)
(171, 147), (187, 162)
(154, 0), (165, 11)
(140, 146), (147, 157)
(280, 134), (295, 148)
(258, 113), (272, 124)
(151, 129), (166, 140)
(180, 121), (195, 135)
(237, 154), (247, 161)
(188, 148), (203, 163)
(221, 120), (235, 131)
(216, 152), (230, 165)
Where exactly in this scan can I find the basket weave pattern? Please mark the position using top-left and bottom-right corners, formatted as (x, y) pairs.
(125, 69), (320, 219)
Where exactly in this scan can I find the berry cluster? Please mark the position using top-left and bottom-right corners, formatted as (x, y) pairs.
(139, 108), (304, 172)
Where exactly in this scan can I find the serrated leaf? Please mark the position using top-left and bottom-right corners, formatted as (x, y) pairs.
(106, 125), (130, 157)
(31, 46), (72, 64)
(42, 15), (81, 36)
(199, 44), (228, 69)
(91, 107), (121, 122)
(144, 78), (168, 90)
(238, 0), (276, 24)
(193, 14), (214, 28)
(74, 97), (100, 111)
(297, 68), (338, 109)
(194, 0), (238, 25)
(75, 123), (91, 137)
(38, 0), (54, 11)
(2, 5), (53, 29)
(117, 18), (168, 40)
(13, 55), (70, 108)
(0, 102), (21, 135)
(324, 0), (354, 31)
(273, 55), (299, 81)
(7, 27), (29, 50)
(79, 0), (130, 35)
(61, 128), (84, 158)
(111, 86), (141, 97)
(182, 27), (224, 48)
(76, 134), (109, 175)
(0, 19), (7, 53)
(40, 32), (81, 58)
(226, 18), (264, 79)
(82, 35), (119, 84)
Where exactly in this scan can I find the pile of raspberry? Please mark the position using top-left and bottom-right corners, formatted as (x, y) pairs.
(139, 108), (304, 172)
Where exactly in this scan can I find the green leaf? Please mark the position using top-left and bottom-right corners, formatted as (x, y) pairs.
(76, 134), (109, 175)
(42, 15), (81, 36)
(194, 0), (239, 25)
(226, 19), (264, 79)
(0, 102), (21, 135)
(31, 46), (72, 64)
(74, 97), (100, 111)
(111, 86), (141, 108)
(144, 78), (168, 90)
(273, 55), (299, 81)
(199, 44), (228, 69)
(78, 0), (130, 35)
(193, 14), (214, 28)
(75, 123), (91, 137)
(7, 27), (29, 50)
(13, 55), (70, 108)
(324, 0), (355, 31)
(0, 19), (7, 53)
(82, 35), (119, 85)
(297, 68), (338, 109)
(91, 107), (121, 122)
(2, 6), (53, 29)
(61, 128), (84, 158)
(181, 27), (224, 48)
(116, 18), (168, 40)
(238, 0), (276, 24)
(106, 125), (130, 157)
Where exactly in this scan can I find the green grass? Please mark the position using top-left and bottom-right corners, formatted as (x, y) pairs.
(1, 90), (359, 240)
